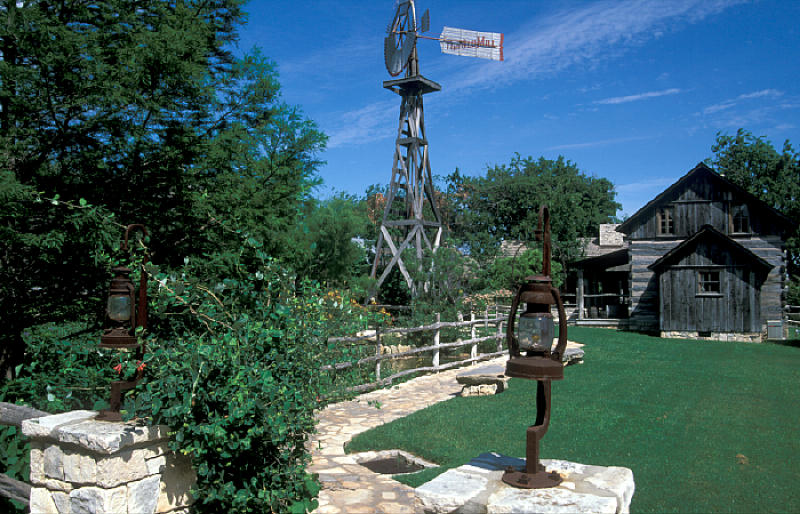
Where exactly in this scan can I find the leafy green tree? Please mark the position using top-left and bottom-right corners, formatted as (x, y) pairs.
(708, 129), (800, 275)
(294, 193), (373, 289)
(0, 1), (325, 377)
(444, 155), (620, 266)
(477, 248), (564, 292)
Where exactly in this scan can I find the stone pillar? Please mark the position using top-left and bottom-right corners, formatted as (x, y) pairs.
(22, 411), (195, 514)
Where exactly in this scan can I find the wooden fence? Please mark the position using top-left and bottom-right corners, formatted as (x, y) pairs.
(0, 402), (47, 507)
(786, 305), (800, 337)
(322, 308), (510, 393)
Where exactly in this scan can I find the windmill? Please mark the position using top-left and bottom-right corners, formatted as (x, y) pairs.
(368, 0), (503, 301)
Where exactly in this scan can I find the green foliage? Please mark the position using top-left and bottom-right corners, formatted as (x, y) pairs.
(708, 128), (800, 274)
(293, 193), (373, 288)
(787, 276), (800, 307)
(0, 0), (326, 378)
(443, 156), (621, 265)
(0, 321), (113, 513)
(111, 245), (387, 513)
(476, 248), (564, 292)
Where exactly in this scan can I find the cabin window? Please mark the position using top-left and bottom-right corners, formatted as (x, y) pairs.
(698, 270), (721, 295)
(731, 204), (750, 234)
(657, 207), (674, 235)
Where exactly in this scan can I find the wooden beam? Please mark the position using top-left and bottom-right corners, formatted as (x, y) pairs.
(0, 402), (48, 427)
(0, 473), (29, 506)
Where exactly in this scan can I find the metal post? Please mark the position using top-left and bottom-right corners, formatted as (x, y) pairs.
(433, 313), (440, 371)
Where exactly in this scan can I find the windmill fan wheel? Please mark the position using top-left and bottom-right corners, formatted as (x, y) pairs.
(384, 0), (417, 77)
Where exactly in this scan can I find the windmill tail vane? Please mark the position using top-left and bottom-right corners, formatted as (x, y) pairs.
(424, 27), (504, 62)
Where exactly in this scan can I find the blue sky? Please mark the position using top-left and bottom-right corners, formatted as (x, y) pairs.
(237, 0), (800, 218)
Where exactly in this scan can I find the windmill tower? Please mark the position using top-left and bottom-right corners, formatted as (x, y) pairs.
(369, 1), (503, 301)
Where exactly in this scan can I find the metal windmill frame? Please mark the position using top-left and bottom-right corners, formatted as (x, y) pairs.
(369, 0), (503, 301)
(369, 1), (442, 300)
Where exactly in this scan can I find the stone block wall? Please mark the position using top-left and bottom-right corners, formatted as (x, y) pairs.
(660, 330), (763, 343)
(22, 411), (195, 514)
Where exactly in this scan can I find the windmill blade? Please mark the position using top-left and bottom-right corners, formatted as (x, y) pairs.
(420, 9), (430, 33)
(439, 26), (504, 61)
(385, 32), (417, 76)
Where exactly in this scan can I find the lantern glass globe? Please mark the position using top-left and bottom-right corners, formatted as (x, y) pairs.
(518, 313), (553, 352)
(107, 295), (132, 322)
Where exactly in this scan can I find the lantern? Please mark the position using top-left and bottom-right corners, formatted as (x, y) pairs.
(97, 224), (149, 421)
(502, 207), (568, 489)
(100, 266), (138, 348)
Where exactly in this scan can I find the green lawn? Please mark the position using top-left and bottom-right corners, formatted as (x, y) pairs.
(345, 327), (800, 513)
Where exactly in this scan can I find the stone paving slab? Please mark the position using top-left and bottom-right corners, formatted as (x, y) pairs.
(310, 341), (587, 514)
(310, 357), (509, 514)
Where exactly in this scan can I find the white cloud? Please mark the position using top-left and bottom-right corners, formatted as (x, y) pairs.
(325, 100), (397, 149)
(616, 177), (676, 194)
(326, 0), (746, 149)
(547, 135), (652, 151)
(703, 89), (784, 115)
(444, 0), (747, 95)
(595, 88), (682, 105)
(738, 89), (783, 100)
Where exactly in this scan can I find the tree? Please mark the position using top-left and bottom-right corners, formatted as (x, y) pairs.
(0, 0), (325, 377)
(444, 155), (621, 266)
(293, 193), (373, 289)
(708, 129), (800, 274)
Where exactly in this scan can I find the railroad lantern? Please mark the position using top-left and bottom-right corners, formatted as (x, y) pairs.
(97, 224), (149, 421)
(100, 266), (138, 348)
(503, 207), (568, 489)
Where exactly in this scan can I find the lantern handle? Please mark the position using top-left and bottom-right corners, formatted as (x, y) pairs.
(506, 285), (523, 357)
(121, 224), (149, 252)
(535, 206), (551, 278)
(550, 286), (567, 362)
(121, 224), (150, 336)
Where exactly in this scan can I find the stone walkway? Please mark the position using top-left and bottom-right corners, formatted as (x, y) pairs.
(309, 356), (508, 514)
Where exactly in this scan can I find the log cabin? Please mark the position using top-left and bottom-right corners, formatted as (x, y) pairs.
(617, 162), (791, 341)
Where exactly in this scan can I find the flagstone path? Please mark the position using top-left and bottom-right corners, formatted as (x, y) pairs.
(309, 356), (509, 514)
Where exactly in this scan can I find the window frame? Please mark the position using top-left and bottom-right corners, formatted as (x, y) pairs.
(729, 204), (750, 235)
(657, 206), (675, 236)
(697, 269), (723, 297)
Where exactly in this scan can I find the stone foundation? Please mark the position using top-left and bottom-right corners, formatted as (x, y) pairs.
(661, 330), (763, 343)
(416, 453), (634, 514)
(22, 411), (195, 514)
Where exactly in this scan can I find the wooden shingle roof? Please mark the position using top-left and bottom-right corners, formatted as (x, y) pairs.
(617, 162), (793, 235)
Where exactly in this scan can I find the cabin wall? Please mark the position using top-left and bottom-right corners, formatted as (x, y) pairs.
(628, 241), (679, 332)
(629, 235), (784, 334)
(659, 267), (760, 333)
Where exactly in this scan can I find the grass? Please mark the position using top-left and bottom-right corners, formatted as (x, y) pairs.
(345, 327), (800, 513)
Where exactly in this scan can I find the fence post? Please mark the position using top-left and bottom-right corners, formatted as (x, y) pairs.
(375, 326), (382, 383)
(433, 313), (440, 371)
(496, 316), (504, 353)
(470, 311), (477, 362)
(484, 305), (489, 329)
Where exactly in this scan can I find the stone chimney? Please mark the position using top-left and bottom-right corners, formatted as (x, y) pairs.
(599, 224), (623, 247)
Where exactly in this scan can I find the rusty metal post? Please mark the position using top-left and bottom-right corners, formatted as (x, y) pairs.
(501, 206), (567, 489)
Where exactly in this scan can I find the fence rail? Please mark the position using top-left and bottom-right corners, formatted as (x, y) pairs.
(322, 309), (510, 394)
(0, 402), (46, 507)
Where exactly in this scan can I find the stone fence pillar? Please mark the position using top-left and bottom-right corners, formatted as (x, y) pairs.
(21, 411), (195, 514)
